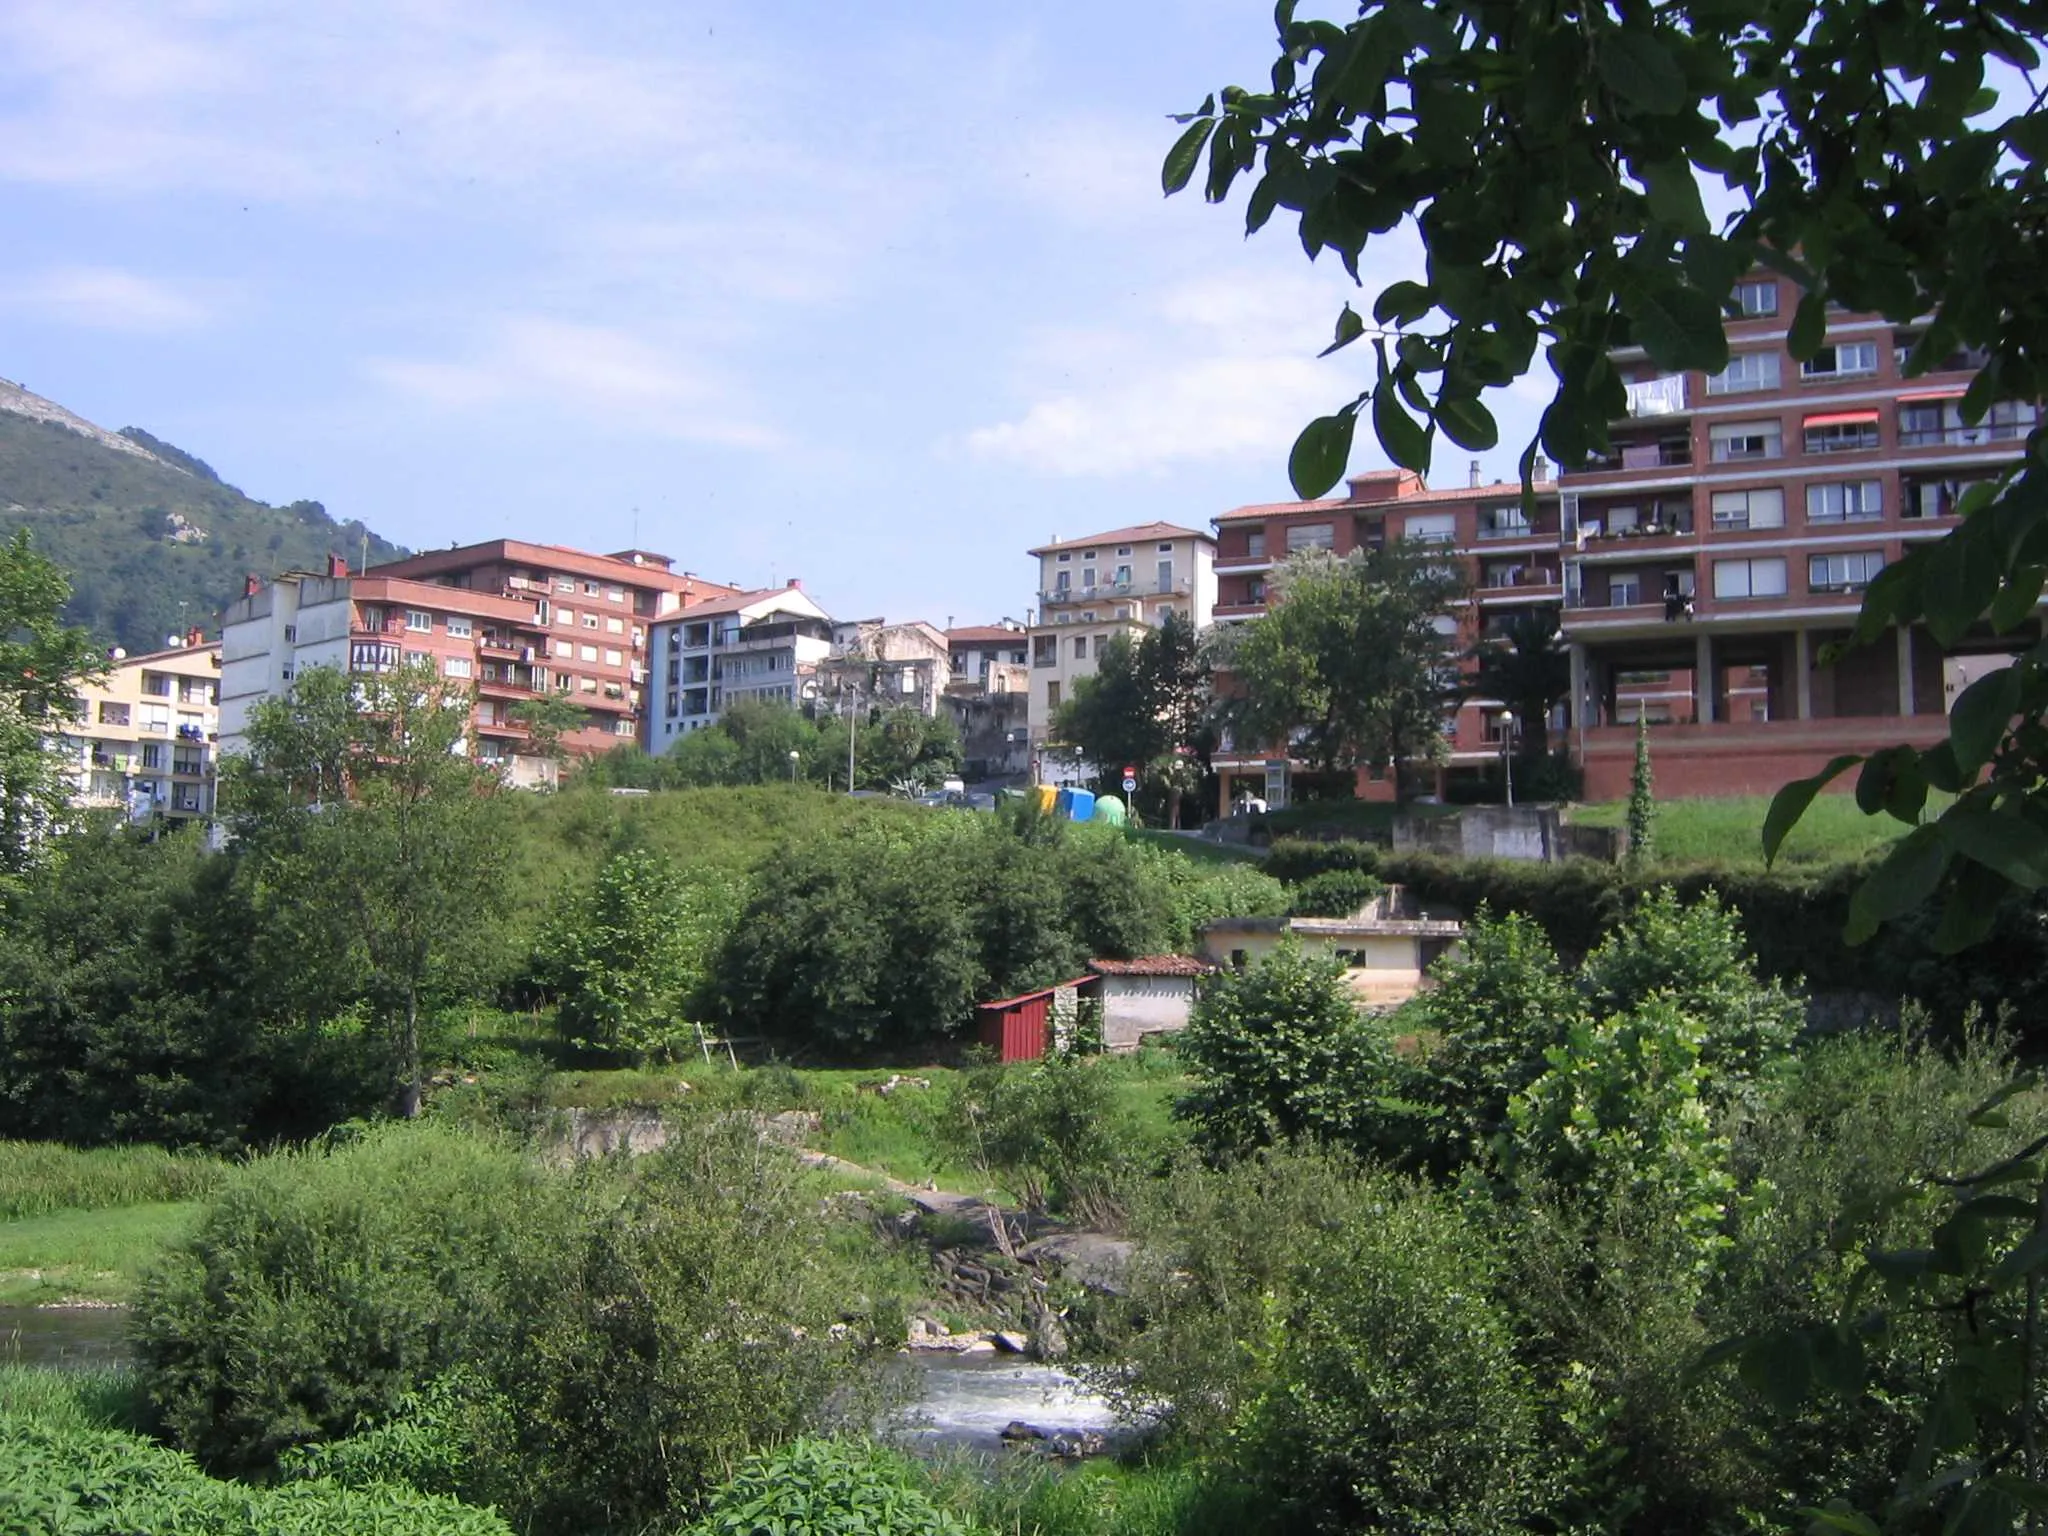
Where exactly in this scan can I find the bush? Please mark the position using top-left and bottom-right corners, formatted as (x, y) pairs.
(943, 1051), (1123, 1216)
(1176, 945), (1417, 1160)
(0, 1416), (510, 1536)
(1286, 868), (1384, 917)
(680, 1438), (969, 1536)
(133, 1119), (874, 1535)
(1264, 838), (1381, 884)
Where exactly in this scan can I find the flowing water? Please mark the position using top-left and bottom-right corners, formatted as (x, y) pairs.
(891, 1354), (1130, 1452)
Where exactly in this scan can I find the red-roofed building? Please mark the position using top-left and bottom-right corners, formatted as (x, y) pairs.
(645, 582), (836, 749)
(1024, 521), (1216, 764)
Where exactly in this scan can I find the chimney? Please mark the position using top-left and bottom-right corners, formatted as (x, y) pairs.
(1469, 459), (1481, 489)
(787, 577), (800, 589)
(328, 552), (349, 578)
(1534, 455), (1552, 483)
(243, 573), (261, 598)
(186, 627), (204, 648)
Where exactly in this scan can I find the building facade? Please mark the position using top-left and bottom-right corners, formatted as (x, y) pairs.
(1025, 522), (1217, 759)
(645, 584), (834, 747)
(817, 619), (952, 717)
(62, 637), (220, 824)
(1209, 467), (1562, 806)
(945, 624), (1031, 782)
(1560, 279), (2033, 797)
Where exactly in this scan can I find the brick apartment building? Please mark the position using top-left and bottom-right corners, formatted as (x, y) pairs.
(1561, 277), (2033, 798)
(221, 544), (740, 782)
(1210, 467), (1562, 806)
(1207, 276), (2037, 805)
(62, 636), (220, 824)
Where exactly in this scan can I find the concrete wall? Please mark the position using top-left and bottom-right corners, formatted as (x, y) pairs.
(1099, 976), (1196, 1049)
(1195, 927), (1431, 1008)
(1392, 805), (1623, 863)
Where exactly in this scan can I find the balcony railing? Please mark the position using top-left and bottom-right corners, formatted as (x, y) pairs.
(1899, 423), (2032, 448)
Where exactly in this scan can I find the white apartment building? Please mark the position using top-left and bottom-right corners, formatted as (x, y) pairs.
(646, 583), (835, 747)
(1024, 522), (1216, 751)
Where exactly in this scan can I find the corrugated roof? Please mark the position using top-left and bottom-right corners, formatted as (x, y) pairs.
(1028, 522), (1215, 556)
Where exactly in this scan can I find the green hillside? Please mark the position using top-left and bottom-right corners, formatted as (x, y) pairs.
(0, 386), (405, 653)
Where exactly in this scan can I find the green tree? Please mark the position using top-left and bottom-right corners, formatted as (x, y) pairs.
(508, 692), (585, 777)
(1057, 612), (1215, 817)
(1054, 633), (1163, 775)
(1626, 715), (1656, 870)
(537, 848), (736, 1062)
(1215, 544), (1467, 802)
(225, 661), (507, 1115)
(1468, 607), (1568, 761)
(0, 529), (104, 874)
(1173, 3), (2048, 947)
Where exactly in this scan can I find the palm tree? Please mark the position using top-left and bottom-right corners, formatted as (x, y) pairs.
(1468, 607), (1570, 759)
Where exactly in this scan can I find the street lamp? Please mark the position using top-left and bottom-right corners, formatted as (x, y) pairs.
(1497, 709), (1519, 808)
(788, 748), (801, 785)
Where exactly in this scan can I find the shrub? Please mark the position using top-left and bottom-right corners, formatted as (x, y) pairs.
(943, 1051), (1123, 1215)
(1176, 945), (1418, 1160)
(1263, 838), (1381, 884)
(679, 1438), (969, 1536)
(1286, 868), (1384, 917)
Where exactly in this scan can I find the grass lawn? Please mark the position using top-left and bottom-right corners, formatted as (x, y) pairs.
(0, 1201), (201, 1305)
(1567, 793), (1929, 868)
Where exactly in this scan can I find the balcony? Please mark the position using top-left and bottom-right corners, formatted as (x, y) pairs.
(1479, 567), (1561, 592)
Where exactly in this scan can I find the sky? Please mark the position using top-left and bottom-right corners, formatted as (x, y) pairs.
(0, 0), (1549, 629)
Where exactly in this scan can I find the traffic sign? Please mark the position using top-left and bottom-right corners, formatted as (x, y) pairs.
(1122, 775), (1137, 793)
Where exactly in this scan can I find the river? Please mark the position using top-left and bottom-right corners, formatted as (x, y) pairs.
(1, 1307), (1132, 1453)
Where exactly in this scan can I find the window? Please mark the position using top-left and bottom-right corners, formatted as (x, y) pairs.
(1115, 605), (1131, 619)
(606, 588), (624, 602)
(1053, 570), (1071, 593)
(1286, 523), (1336, 552)
(1803, 412), (1880, 453)
(142, 672), (171, 698)
(1708, 419), (1782, 461)
(1112, 564), (1133, 587)
(550, 639), (569, 657)
(1807, 481), (1884, 522)
(406, 610), (433, 632)
(1713, 557), (1789, 598)
(1082, 550), (1096, 561)
(1157, 558), (1174, 591)
(404, 649), (430, 666)
(1734, 279), (1779, 317)
(1056, 552), (1071, 563)
(1477, 504), (1531, 539)
(1800, 341), (1879, 380)
(1706, 351), (1781, 394)
(1033, 635), (1057, 667)
(554, 576), (575, 593)
(1609, 575), (1642, 607)
(1080, 610), (1097, 622)
(1247, 578), (1267, 603)
(141, 743), (163, 769)
(359, 605), (384, 631)
(445, 617), (472, 638)
(1809, 550), (1885, 591)
(1046, 680), (1061, 710)
(582, 580), (599, 595)
(443, 657), (473, 679)
(577, 644), (597, 662)
(351, 641), (398, 672)
(1710, 488), (1785, 530)
(579, 676), (598, 694)
(1157, 542), (1174, 552)
(666, 690), (680, 716)
(556, 608), (575, 626)
(1905, 473), (1997, 520)
(1081, 567), (1097, 589)
(606, 617), (624, 634)
(1115, 545), (1131, 556)
(97, 701), (129, 725)
(1403, 512), (1457, 544)
(582, 614), (599, 629)
(1073, 636), (1088, 659)
(604, 648), (623, 665)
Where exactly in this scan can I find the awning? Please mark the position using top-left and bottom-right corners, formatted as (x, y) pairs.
(1898, 389), (1966, 403)
(1803, 409), (1880, 428)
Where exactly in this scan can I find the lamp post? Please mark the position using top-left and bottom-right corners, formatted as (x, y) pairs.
(788, 748), (800, 785)
(1498, 709), (1518, 807)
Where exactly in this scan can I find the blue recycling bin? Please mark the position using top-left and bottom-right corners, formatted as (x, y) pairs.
(1064, 788), (1096, 822)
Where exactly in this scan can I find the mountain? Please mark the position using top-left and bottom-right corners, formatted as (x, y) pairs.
(0, 376), (407, 654)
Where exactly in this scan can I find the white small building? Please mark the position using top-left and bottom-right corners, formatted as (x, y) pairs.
(1197, 887), (1464, 1009)
(1084, 956), (1214, 1050)
(646, 583), (835, 747)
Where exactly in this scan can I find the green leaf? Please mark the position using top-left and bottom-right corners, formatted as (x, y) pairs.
(1947, 666), (2020, 778)
(1640, 157), (1708, 232)
(1991, 1225), (2048, 1285)
(1162, 117), (1217, 195)
(1845, 824), (1951, 944)
(1289, 412), (1358, 498)
(1373, 280), (1434, 326)
(1854, 745), (1928, 825)
(1434, 395), (1498, 451)
(2007, 113), (2048, 165)
(1372, 385), (1432, 473)
(1786, 290), (1827, 362)
(1935, 801), (2048, 889)
(1922, 524), (2005, 648)
(1798, 1503), (1881, 1536)
(1613, 266), (1730, 373)
(1762, 755), (1861, 865)
(1598, 27), (1687, 114)
(1738, 1328), (1812, 1413)
(1319, 304), (1367, 358)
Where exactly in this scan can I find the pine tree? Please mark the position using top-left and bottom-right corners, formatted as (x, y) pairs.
(1625, 714), (1655, 870)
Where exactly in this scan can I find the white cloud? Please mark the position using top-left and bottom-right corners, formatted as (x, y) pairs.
(12, 265), (211, 332)
(366, 316), (780, 449)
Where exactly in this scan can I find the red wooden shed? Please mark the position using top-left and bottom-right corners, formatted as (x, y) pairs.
(974, 976), (1094, 1063)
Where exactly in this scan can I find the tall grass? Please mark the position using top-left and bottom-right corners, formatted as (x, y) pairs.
(0, 1142), (227, 1220)
(951, 1456), (1271, 1536)
(0, 1364), (147, 1433)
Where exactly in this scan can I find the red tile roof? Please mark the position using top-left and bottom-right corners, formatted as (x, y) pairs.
(946, 625), (1025, 644)
(369, 539), (744, 598)
(1027, 522), (1214, 556)
(1087, 955), (1215, 977)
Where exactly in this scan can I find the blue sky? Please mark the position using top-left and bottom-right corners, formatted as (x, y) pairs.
(0, 1), (1546, 628)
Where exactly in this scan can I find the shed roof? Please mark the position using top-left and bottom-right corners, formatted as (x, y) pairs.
(1087, 955), (1214, 977)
